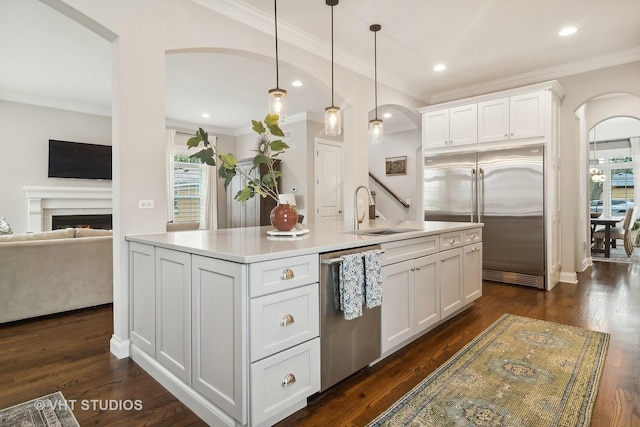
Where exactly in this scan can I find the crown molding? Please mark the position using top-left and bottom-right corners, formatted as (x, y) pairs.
(429, 47), (640, 105)
(0, 91), (111, 117)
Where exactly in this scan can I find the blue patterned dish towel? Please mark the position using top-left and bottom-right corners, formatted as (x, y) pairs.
(364, 249), (383, 308)
(339, 253), (364, 320)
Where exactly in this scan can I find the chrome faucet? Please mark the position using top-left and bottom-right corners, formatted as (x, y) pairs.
(354, 185), (373, 230)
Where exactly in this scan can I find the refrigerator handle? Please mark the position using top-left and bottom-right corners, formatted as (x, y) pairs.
(471, 168), (476, 222)
(478, 168), (484, 223)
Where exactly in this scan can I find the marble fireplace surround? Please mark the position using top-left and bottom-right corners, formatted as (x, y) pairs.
(24, 186), (113, 232)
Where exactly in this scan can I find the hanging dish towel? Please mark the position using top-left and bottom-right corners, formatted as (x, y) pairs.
(339, 253), (364, 320)
(364, 249), (383, 308)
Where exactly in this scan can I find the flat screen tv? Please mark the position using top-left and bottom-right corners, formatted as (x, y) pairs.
(48, 140), (112, 180)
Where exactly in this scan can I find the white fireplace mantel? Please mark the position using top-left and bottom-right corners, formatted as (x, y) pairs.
(24, 186), (113, 232)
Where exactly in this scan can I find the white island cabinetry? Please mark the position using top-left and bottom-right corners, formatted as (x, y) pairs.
(129, 247), (319, 426)
(126, 220), (482, 426)
(380, 228), (482, 356)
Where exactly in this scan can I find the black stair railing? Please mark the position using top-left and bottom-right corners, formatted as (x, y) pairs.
(368, 172), (410, 208)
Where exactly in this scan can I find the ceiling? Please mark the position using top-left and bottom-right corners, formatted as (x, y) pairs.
(1, 0), (639, 134)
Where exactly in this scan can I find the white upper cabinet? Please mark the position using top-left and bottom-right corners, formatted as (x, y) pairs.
(423, 104), (477, 149)
(509, 91), (545, 140)
(420, 82), (562, 154)
(477, 98), (509, 143)
(478, 91), (545, 143)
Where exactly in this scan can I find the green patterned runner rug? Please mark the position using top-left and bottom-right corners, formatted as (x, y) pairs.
(368, 314), (610, 426)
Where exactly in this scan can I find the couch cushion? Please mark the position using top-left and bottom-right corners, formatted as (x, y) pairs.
(0, 228), (75, 243)
(0, 217), (12, 235)
(74, 228), (113, 238)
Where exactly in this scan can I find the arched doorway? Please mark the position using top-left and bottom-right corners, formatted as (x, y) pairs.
(579, 94), (640, 262)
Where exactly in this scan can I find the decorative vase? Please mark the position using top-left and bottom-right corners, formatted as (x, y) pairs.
(270, 203), (298, 232)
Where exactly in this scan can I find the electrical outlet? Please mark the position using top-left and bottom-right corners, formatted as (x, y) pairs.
(139, 200), (154, 209)
(406, 198), (412, 205)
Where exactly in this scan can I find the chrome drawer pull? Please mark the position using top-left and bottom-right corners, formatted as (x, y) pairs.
(282, 373), (296, 387)
(280, 314), (295, 326)
(281, 269), (295, 280)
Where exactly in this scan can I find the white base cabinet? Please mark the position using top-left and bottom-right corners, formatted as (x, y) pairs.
(129, 245), (319, 427)
(463, 243), (483, 304)
(381, 229), (482, 356)
(191, 255), (247, 423)
(439, 247), (463, 319)
(381, 253), (440, 353)
(155, 248), (192, 385)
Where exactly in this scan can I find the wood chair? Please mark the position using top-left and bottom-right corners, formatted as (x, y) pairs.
(593, 207), (634, 257)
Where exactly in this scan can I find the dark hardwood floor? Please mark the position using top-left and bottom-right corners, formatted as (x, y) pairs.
(1, 261), (638, 426)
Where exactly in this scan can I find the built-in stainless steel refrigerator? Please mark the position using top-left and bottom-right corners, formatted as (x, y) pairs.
(424, 145), (545, 288)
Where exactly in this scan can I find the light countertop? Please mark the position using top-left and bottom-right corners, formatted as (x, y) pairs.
(125, 219), (481, 263)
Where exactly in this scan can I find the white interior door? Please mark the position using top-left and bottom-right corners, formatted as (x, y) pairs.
(314, 140), (343, 221)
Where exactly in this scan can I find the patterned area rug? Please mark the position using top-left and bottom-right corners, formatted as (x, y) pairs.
(368, 314), (610, 426)
(0, 391), (80, 427)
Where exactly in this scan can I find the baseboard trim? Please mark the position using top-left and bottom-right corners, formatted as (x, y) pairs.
(559, 271), (578, 284)
(110, 335), (130, 359)
(130, 345), (236, 427)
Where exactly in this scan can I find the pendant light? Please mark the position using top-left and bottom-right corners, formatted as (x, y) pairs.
(369, 24), (383, 144)
(268, 0), (287, 121)
(324, 0), (341, 136)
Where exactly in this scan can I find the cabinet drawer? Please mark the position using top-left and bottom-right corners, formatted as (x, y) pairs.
(249, 254), (319, 298)
(464, 228), (482, 245)
(250, 284), (319, 362)
(250, 338), (320, 426)
(381, 235), (439, 266)
(440, 230), (465, 250)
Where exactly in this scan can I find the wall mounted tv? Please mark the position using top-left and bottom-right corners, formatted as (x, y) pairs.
(48, 140), (112, 180)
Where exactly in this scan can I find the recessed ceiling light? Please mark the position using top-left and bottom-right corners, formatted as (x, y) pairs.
(201, 112), (210, 118)
(433, 63), (446, 72)
(383, 112), (392, 119)
(559, 26), (577, 36)
(292, 80), (303, 87)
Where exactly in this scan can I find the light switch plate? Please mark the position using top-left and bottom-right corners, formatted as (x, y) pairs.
(139, 200), (154, 209)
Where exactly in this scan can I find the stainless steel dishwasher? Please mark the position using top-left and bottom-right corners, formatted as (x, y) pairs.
(319, 245), (381, 392)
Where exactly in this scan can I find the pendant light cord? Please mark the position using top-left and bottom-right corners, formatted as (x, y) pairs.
(330, 3), (335, 106)
(374, 29), (378, 119)
(371, 25), (380, 120)
(274, 0), (280, 89)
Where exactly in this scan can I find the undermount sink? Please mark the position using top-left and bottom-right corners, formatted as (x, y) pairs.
(349, 228), (420, 236)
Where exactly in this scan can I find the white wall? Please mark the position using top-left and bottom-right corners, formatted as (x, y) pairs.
(0, 100), (111, 234)
(368, 128), (421, 221)
(557, 61), (640, 277)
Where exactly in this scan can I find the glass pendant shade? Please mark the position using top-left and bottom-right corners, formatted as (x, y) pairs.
(268, 88), (287, 121)
(325, 106), (341, 136)
(369, 118), (383, 144)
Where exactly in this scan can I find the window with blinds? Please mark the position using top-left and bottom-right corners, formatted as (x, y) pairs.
(173, 154), (203, 222)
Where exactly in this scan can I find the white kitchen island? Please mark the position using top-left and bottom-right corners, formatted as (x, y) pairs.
(125, 219), (483, 427)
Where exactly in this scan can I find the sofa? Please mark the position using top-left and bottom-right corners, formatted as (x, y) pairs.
(0, 227), (113, 323)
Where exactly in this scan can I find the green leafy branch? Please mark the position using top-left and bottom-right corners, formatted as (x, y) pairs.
(187, 114), (289, 203)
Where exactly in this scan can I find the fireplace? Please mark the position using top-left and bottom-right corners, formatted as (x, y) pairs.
(24, 186), (112, 232)
(52, 214), (113, 230)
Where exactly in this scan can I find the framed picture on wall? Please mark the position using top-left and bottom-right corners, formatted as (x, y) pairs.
(385, 156), (407, 176)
